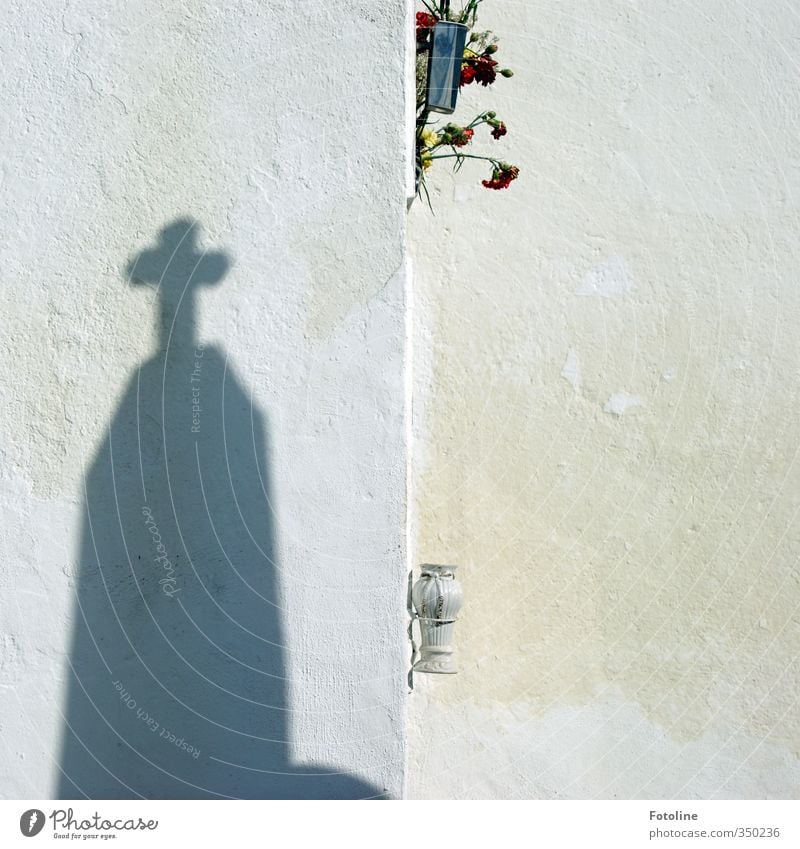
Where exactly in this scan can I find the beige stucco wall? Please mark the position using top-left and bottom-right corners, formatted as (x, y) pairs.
(408, 0), (800, 798)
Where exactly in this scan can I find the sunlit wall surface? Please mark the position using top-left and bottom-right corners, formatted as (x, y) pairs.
(408, 0), (800, 799)
(0, 0), (408, 799)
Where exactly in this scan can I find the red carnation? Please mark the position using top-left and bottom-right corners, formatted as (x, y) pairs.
(452, 127), (474, 147)
(416, 12), (438, 41)
(473, 56), (498, 86)
(490, 122), (507, 139)
(460, 64), (477, 86)
(482, 163), (519, 190)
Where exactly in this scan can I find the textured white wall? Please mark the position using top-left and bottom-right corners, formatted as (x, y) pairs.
(0, 1), (408, 798)
(408, 1), (800, 798)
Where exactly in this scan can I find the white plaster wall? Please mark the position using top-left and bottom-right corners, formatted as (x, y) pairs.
(0, 1), (408, 798)
(408, 1), (800, 798)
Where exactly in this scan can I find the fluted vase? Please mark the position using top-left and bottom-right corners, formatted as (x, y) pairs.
(412, 564), (463, 674)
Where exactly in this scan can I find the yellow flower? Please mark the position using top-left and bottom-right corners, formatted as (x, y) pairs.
(420, 153), (433, 170)
(421, 128), (441, 149)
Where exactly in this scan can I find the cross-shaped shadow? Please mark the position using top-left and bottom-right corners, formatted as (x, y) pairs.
(57, 219), (385, 799)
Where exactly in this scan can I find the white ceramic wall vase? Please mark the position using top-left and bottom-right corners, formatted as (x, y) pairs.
(412, 564), (463, 674)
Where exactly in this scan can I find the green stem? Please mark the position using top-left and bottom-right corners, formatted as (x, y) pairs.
(429, 153), (499, 163)
(417, 105), (432, 129)
(466, 113), (491, 130)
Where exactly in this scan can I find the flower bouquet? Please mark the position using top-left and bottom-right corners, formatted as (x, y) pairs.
(416, 0), (519, 203)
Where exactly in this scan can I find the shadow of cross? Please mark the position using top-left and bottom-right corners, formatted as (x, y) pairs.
(57, 219), (385, 799)
(126, 218), (229, 355)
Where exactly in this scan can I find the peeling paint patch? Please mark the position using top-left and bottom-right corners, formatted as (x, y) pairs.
(603, 392), (643, 416)
(0, 634), (22, 686)
(576, 254), (633, 298)
(561, 349), (581, 391)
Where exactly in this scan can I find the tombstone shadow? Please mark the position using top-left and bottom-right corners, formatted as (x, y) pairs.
(56, 219), (384, 799)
